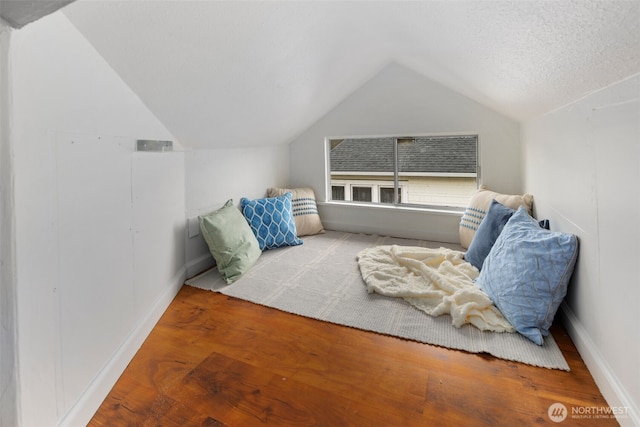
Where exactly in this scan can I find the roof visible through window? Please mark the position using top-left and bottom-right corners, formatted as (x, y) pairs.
(328, 135), (478, 208)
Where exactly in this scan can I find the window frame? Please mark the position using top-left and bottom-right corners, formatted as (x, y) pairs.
(325, 133), (480, 211)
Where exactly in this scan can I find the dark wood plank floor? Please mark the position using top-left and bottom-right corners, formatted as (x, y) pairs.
(89, 285), (618, 426)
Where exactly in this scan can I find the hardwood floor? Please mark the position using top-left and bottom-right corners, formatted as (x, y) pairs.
(89, 285), (618, 426)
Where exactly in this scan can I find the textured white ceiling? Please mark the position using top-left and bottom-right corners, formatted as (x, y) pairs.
(63, 0), (640, 149)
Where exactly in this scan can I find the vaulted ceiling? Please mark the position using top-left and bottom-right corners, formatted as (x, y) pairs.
(55, 1), (640, 149)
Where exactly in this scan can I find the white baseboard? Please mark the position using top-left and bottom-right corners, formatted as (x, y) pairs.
(560, 302), (639, 427)
(186, 253), (215, 279)
(57, 267), (187, 427)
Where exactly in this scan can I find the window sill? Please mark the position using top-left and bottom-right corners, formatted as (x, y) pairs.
(318, 200), (464, 216)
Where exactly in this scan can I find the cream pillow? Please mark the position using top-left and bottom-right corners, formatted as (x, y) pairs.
(459, 186), (533, 248)
(267, 187), (325, 236)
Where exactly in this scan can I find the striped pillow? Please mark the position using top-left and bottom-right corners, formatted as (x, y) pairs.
(459, 186), (533, 249)
(267, 187), (325, 236)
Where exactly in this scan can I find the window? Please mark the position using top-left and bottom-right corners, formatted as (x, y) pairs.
(328, 135), (477, 208)
(331, 185), (345, 201)
(352, 186), (372, 202)
(379, 187), (399, 204)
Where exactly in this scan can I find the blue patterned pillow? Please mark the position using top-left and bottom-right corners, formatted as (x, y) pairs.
(240, 193), (303, 251)
(475, 206), (579, 345)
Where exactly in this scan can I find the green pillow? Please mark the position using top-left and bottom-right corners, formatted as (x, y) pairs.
(198, 199), (261, 284)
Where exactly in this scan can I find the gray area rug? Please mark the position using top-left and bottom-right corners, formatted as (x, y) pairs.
(186, 230), (570, 371)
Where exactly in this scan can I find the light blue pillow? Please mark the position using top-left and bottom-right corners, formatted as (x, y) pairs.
(240, 192), (303, 251)
(475, 206), (579, 345)
(465, 199), (515, 271)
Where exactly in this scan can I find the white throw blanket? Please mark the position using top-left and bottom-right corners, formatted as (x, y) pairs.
(357, 245), (514, 333)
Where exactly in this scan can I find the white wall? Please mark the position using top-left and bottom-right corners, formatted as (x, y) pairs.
(11, 12), (186, 427)
(0, 19), (19, 427)
(184, 146), (289, 276)
(289, 62), (521, 243)
(522, 74), (640, 426)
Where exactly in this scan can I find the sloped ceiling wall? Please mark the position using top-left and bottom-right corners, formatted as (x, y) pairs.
(0, 0), (75, 28)
(62, 0), (640, 149)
